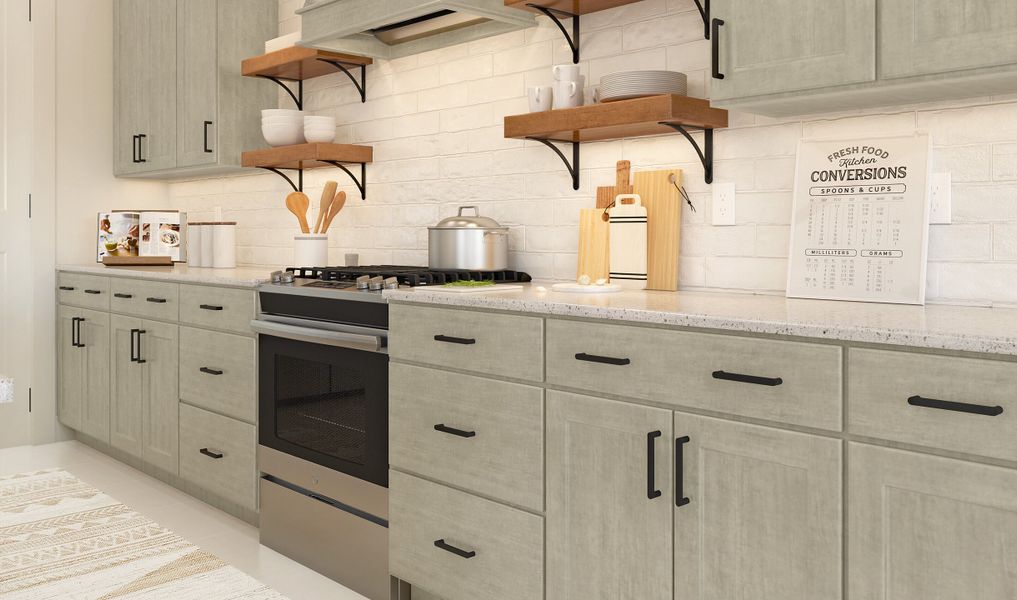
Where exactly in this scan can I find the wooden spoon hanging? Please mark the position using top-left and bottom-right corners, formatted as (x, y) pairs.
(320, 190), (347, 234)
(285, 191), (311, 234)
(313, 181), (338, 234)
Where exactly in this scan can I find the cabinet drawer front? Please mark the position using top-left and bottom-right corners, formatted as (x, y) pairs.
(109, 279), (179, 321)
(390, 364), (543, 511)
(389, 471), (543, 600)
(848, 348), (1017, 461)
(178, 284), (255, 334)
(389, 304), (543, 382)
(179, 327), (256, 423)
(57, 273), (110, 310)
(547, 319), (843, 430)
(179, 403), (257, 510)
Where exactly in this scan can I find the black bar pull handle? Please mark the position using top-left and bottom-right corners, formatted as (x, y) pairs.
(75, 317), (86, 348)
(907, 395), (1003, 417)
(84, 289), (101, 295)
(71, 317), (82, 347)
(132, 134), (139, 163)
(434, 423), (477, 438)
(711, 18), (725, 79)
(129, 328), (138, 362)
(647, 430), (662, 500)
(199, 304), (223, 311)
(135, 330), (147, 364)
(203, 120), (213, 153)
(146, 297), (167, 304)
(114, 293), (133, 299)
(199, 367), (224, 376)
(59, 286), (75, 291)
(712, 370), (783, 387)
(137, 134), (147, 162)
(199, 448), (224, 459)
(434, 539), (476, 559)
(576, 352), (631, 366)
(675, 435), (691, 508)
(434, 334), (476, 345)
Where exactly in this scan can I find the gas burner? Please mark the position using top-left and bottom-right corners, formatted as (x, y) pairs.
(284, 265), (533, 287)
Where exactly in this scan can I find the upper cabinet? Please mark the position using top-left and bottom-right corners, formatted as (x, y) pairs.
(113, 0), (276, 178)
(710, 0), (1017, 116)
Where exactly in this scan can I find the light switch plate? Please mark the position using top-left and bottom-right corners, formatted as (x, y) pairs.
(929, 172), (952, 224)
(712, 183), (736, 226)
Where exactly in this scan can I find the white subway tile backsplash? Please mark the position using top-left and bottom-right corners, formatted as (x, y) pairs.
(932, 145), (991, 183)
(993, 223), (1017, 260)
(927, 224), (992, 260)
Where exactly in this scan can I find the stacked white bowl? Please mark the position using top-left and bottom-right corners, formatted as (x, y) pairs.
(304, 115), (336, 143)
(262, 109), (305, 146)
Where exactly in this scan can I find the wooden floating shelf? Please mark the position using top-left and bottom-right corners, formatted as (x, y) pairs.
(242, 143), (373, 171)
(504, 0), (644, 16)
(241, 47), (372, 81)
(504, 95), (728, 143)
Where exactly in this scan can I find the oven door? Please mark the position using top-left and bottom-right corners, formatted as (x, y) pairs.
(254, 318), (389, 488)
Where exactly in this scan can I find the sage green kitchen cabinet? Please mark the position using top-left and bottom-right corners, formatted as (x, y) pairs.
(673, 414), (842, 600)
(113, 0), (276, 178)
(109, 315), (179, 474)
(57, 306), (110, 442)
(545, 390), (674, 600)
(710, 0), (876, 101)
(848, 443), (1017, 600)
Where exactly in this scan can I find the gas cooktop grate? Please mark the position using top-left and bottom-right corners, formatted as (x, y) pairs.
(285, 265), (532, 287)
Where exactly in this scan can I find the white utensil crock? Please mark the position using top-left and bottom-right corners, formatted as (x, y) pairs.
(294, 234), (328, 267)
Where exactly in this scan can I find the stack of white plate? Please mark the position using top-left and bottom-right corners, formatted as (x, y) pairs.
(599, 70), (688, 103)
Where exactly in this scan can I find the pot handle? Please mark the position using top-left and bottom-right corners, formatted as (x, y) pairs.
(458, 206), (480, 216)
(483, 230), (508, 236)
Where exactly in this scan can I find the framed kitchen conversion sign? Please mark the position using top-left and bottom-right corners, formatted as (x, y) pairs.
(787, 133), (931, 305)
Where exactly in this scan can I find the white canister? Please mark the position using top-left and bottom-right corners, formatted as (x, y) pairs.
(294, 234), (328, 267)
(199, 223), (214, 268)
(212, 222), (237, 269)
(187, 223), (204, 267)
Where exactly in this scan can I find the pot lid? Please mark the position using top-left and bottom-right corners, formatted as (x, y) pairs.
(431, 206), (506, 229)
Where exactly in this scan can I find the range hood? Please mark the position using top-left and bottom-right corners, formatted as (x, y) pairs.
(297, 0), (536, 59)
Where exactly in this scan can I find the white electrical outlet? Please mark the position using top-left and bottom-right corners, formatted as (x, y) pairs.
(929, 172), (952, 224)
(712, 183), (736, 226)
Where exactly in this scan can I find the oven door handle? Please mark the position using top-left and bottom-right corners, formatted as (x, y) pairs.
(250, 319), (386, 353)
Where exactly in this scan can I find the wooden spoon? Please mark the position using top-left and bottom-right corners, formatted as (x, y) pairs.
(285, 191), (311, 234)
(320, 190), (347, 234)
(313, 181), (338, 234)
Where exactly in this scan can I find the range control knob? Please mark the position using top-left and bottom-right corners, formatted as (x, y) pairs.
(368, 276), (385, 291)
(355, 275), (371, 290)
(383, 277), (400, 290)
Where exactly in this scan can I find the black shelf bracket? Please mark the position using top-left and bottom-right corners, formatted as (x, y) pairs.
(693, 0), (710, 39)
(659, 123), (714, 184)
(259, 167), (304, 192)
(528, 137), (580, 190)
(526, 4), (579, 64)
(317, 58), (368, 103)
(322, 160), (368, 199)
(256, 75), (303, 110)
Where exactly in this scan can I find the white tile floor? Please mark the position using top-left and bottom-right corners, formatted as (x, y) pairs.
(0, 441), (368, 600)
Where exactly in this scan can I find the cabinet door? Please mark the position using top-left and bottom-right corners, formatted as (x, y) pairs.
(113, 0), (146, 175)
(674, 414), (842, 600)
(881, 1), (1017, 80)
(140, 320), (179, 474)
(136, 0), (177, 171)
(110, 314), (144, 457)
(57, 305), (82, 430)
(79, 309), (111, 444)
(546, 391), (673, 600)
(176, 0), (218, 168)
(848, 443), (1017, 600)
(711, 0), (876, 100)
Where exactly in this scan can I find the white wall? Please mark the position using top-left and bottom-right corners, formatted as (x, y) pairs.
(168, 0), (1017, 307)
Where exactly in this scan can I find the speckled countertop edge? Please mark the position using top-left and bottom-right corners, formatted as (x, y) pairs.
(57, 264), (271, 288)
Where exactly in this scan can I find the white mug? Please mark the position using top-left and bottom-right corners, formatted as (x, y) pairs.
(553, 80), (580, 109)
(553, 63), (581, 82)
(528, 86), (553, 112)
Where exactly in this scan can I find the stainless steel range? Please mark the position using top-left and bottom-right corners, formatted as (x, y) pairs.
(251, 266), (531, 600)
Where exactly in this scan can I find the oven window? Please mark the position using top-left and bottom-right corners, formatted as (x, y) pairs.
(274, 354), (367, 465)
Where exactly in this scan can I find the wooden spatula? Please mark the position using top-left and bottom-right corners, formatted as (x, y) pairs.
(285, 191), (311, 234)
(313, 181), (338, 234)
(320, 190), (347, 234)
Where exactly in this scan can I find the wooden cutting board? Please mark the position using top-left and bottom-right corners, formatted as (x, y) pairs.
(596, 160), (633, 209)
(634, 169), (682, 291)
(576, 208), (610, 281)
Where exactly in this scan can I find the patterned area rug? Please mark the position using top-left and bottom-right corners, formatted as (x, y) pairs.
(0, 469), (288, 599)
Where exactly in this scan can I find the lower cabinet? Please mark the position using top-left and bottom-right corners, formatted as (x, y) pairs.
(109, 314), (179, 474)
(848, 443), (1017, 600)
(57, 305), (110, 442)
(178, 403), (257, 510)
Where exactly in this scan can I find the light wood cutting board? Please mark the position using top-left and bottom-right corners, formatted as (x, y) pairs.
(577, 208), (610, 281)
(634, 169), (682, 291)
(596, 160), (633, 209)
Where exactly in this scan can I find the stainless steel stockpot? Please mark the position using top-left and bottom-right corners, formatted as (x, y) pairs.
(428, 206), (509, 271)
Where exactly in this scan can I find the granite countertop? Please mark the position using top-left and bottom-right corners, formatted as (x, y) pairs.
(57, 264), (274, 288)
(385, 283), (1017, 356)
